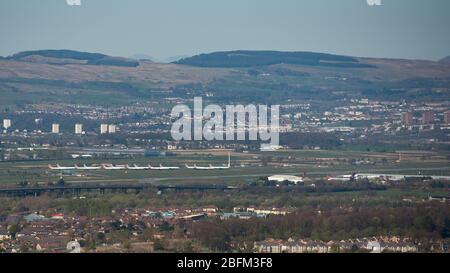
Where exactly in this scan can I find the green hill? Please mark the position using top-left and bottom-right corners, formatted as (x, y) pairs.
(1, 49), (449, 107)
(175, 50), (374, 68)
(7, 49), (139, 67)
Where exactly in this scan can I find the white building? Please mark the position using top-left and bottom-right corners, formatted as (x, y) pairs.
(100, 124), (108, 134)
(367, 241), (382, 253)
(268, 175), (304, 184)
(52, 124), (60, 134)
(108, 124), (116, 134)
(3, 119), (11, 130)
(75, 124), (83, 135)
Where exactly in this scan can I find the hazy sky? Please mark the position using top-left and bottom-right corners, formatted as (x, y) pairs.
(0, 0), (449, 60)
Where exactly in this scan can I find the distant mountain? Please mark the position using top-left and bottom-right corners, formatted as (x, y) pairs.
(439, 56), (450, 64)
(175, 50), (374, 68)
(129, 54), (156, 62)
(163, 55), (190, 63)
(8, 49), (139, 67)
(128, 54), (190, 63)
(1, 49), (450, 106)
(10, 49), (107, 61)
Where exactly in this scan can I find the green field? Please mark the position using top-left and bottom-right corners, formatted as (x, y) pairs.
(0, 149), (449, 186)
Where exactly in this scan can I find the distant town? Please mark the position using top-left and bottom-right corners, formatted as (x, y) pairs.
(1, 97), (449, 156)
(0, 95), (449, 253)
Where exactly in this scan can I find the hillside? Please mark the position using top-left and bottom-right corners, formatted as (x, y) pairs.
(175, 50), (374, 68)
(0, 49), (449, 106)
(439, 56), (450, 64)
(6, 49), (139, 67)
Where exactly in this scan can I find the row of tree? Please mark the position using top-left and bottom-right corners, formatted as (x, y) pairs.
(190, 203), (450, 251)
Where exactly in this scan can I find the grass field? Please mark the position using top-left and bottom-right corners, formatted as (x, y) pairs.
(0, 149), (449, 186)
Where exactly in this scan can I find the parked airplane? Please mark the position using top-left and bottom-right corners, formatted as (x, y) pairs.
(327, 173), (356, 182)
(149, 164), (180, 170)
(185, 164), (197, 169)
(185, 152), (231, 170)
(126, 164), (150, 170)
(102, 164), (126, 170)
(48, 164), (76, 170)
(75, 164), (102, 170)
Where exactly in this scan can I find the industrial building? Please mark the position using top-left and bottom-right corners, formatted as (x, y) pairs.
(268, 175), (304, 184)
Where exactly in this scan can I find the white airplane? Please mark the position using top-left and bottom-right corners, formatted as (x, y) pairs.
(327, 172), (385, 182)
(326, 173), (355, 182)
(102, 164), (126, 170)
(186, 165), (212, 170)
(75, 164), (102, 170)
(327, 177), (350, 182)
(48, 164), (76, 170)
(356, 174), (384, 179)
(149, 164), (180, 170)
(126, 164), (149, 170)
(185, 164), (197, 169)
(185, 152), (231, 170)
